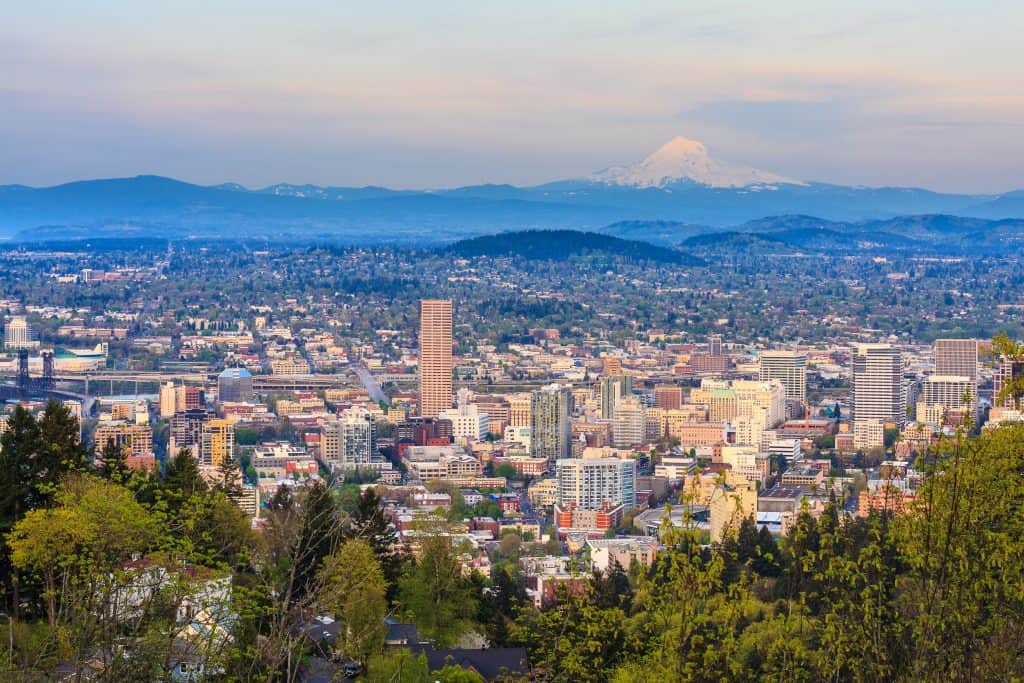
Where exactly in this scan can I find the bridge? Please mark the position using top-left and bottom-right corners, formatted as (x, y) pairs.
(1, 369), (353, 395)
(0, 350), (96, 413)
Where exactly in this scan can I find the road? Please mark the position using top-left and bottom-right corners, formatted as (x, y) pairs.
(351, 363), (390, 405)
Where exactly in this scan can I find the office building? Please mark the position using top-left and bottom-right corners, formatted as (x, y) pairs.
(218, 367), (254, 403)
(438, 402), (490, 443)
(612, 396), (645, 448)
(202, 419), (235, 466)
(530, 384), (573, 462)
(508, 394), (532, 428)
(94, 421), (154, 458)
(690, 380), (738, 422)
(473, 395), (510, 436)
(852, 344), (905, 428)
(853, 419), (886, 451)
(170, 408), (212, 457)
(252, 442), (318, 480)
(934, 339), (978, 414)
(601, 356), (622, 376)
(718, 444), (769, 487)
(396, 416), (453, 446)
(405, 448), (483, 482)
(418, 299), (453, 418)
(934, 339), (978, 382)
(917, 375), (974, 425)
(2, 317), (33, 350)
(653, 385), (682, 410)
(175, 386), (205, 412)
(586, 537), (658, 573)
(733, 379), (787, 427)
(599, 375), (631, 420)
(708, 334), (723, 356)
(645, 406), (664, 442)
(159, 382), (177, 419)
(734, 407), (771, 450)
(323, 406), (378, 467)
(708, 473), (757, 543)
(758, 350), (807, 405)
(993, 355), (1024, 409)
(556, 456), (637, 510)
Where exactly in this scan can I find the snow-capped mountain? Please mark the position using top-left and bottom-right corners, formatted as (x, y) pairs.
(2, 136), (1020, 244)
(589, 135), (805, 189)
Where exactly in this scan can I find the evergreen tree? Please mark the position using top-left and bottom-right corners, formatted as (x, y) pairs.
(97, 437), (129, 485)
(477, 563), (526, 647)
(291, 480), (341, 605)
(213, 453), (243, 499)
(267, 483), (294, 512)
(35, 400), (89, 481)
(347, 487), (406, 596)
(163, 448), (208, 502)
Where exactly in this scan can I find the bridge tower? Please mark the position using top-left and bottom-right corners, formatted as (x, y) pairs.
(16, 350), (29, 392)
(42, 351), (55, 391)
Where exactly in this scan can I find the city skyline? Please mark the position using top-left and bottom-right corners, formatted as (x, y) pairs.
(3, 3), (1024, 678)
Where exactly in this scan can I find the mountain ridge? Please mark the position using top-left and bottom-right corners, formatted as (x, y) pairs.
(1, 135), (1022, 242)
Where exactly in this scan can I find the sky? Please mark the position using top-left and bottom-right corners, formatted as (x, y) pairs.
(3, 1), (1023, 192)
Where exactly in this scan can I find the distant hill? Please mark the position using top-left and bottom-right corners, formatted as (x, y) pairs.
(668, 214), (1024, 255)
(681, 231), (794, 252)
(598, 220), (717, 245)
(443, 230), (705, 265)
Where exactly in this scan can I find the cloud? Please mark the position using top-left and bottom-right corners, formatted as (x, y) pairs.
(1, 4), (1023, 192)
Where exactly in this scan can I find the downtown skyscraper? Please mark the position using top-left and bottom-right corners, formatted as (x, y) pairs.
(852, 343), (905, 428)
(530, 383), (573, 463)
(758, 350), (807, 404)
(418, 299), (453, 418)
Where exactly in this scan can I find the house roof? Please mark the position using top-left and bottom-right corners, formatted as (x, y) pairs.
(410, 645), (529, 681)
(384, 619), (419, 644)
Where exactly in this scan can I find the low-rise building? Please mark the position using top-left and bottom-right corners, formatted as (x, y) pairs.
(858, 479), (917, 517)
(586, 537), (658, 572)
(94, 421), (154, 458)
(708, 472), (757, 543)
(406, 454), (483, 482)
(780, 466), (825, 487)
(251, 442), (319, 480)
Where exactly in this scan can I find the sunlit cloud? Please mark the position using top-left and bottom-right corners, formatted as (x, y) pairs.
(2, 1), (1022, 192)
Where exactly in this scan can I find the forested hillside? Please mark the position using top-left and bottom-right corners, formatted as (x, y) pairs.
(1, 400), (1022, 680)
(444, 230), (705, 265)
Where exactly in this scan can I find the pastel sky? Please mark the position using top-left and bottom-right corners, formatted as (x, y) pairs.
(3, 1), (1023, 192)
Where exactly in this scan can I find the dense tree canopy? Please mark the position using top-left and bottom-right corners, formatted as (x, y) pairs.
(1, 397), (1023, 680)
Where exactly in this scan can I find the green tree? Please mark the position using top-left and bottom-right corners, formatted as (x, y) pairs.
(992, 331), (1024, 408)
(97, 437), (129, 484)
(399, 533), (479, 646)
(319, 539), (388, 664)
(36, 401), (89, 474)
(897, 423), (1024, 680)
(8, 474), (160, 629)
(511, 583), (631, 683)
(364, 649), (430, 683)
(493, 463), (518, 480)
(163, 448), (208, 503)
